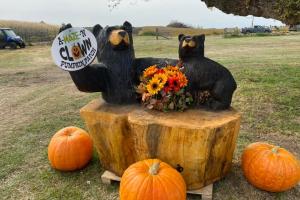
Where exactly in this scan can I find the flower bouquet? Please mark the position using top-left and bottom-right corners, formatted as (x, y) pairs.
(136, 65), (193, 111)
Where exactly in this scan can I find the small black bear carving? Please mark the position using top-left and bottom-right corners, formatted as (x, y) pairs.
(178, 34), (237, 110)
(59, 22), (177, 104)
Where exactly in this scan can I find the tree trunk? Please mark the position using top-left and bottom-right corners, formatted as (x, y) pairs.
(80, 99), (241, 190)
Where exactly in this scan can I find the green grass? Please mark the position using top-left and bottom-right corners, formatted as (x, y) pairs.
(0, 35), (299, 200)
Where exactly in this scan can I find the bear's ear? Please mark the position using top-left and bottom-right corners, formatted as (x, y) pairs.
(123, 21), (132, 33)
(178, 34), (185, 41)
(92, 24), (103, 37)
(196, 34), (205, 43)
(59, 23), (72, 33)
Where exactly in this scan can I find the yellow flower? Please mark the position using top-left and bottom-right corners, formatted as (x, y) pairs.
(153, 73), (168, 85)
(143, 65), (158, 78)
(146, 77), (164, 95)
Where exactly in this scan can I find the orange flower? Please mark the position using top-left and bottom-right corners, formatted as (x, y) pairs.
(164, 69), (177, 77)
(143, 65), (158, 78)
(157, 69), (165, 74)
(177, 72), (188, 87)
(165, 65), (180, 72)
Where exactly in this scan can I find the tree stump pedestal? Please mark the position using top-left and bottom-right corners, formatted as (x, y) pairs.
(80, 99), (241, 190)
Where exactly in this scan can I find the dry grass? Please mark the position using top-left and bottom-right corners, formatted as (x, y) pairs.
(0, 35), (299, 200)
(0, 20), (59, 43)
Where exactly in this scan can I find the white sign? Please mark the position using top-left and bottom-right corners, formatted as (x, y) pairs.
(51, 27), (97, 71)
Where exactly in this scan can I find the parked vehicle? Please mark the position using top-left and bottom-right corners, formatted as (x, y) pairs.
(241, 25), (272, 34)
(0, 28), (26, 49)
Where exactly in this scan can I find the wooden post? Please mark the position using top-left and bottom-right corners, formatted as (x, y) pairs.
(156, 28), (158, 40)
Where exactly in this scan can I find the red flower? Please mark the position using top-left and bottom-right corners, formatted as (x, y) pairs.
(163, 80), (171, 93)
(165, 77), (181, 92)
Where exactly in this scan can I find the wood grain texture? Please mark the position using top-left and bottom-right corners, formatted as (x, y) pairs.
(80, 99), (241, 190)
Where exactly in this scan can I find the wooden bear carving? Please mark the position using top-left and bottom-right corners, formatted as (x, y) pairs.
(178, 34), (237, 110)
(59, 22), (177, 104)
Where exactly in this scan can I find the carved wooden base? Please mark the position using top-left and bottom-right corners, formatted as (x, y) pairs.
(80, 99), (241, 190)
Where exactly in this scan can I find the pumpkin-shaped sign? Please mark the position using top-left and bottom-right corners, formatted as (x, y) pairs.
(242, 142), (300, 192)
(71, 45), (82, 60)
(120, 159), (186, 200)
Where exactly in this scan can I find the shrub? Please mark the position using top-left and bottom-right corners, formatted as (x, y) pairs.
(167, 20), (192, 28)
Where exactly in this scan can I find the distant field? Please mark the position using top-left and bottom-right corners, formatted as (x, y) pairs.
(0, 35), (299, 200)
(0, 20), (224, 43)
(137, 26), (224, 37)
(0, 20), (59, 43)
(1, 19), (292, 45)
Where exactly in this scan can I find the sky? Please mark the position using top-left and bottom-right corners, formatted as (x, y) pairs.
(0, 0), (284, 28)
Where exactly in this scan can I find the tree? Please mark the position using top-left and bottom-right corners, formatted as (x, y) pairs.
(167, 20), (192, 28)
(201, 0), (300, 25)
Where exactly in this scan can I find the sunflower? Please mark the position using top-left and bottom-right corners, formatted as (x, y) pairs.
(153, 73), (168, 85)
(146, 77), (164, 95)
(143, 65), (158, 78)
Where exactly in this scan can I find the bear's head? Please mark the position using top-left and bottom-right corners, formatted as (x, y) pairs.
(92, 21), (135, 65)
(178, 34), (205, 61)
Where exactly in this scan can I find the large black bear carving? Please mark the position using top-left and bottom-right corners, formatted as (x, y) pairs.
(60, 22), (177, 104)
(178, 34), (237, 110)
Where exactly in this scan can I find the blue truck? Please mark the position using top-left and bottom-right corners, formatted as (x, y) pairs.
(0, 28), (25, 49)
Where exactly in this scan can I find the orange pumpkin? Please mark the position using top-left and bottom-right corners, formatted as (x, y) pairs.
(242, 142), (300, 192)
(120, 159), (186, 200)
(48, 126), (93, 171)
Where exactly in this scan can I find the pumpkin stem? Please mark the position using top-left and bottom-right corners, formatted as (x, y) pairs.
(271, 146), (280, 154)
(149, 162), (160, 175)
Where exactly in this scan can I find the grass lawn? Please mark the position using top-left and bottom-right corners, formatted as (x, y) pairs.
(0, 35), (299, 200)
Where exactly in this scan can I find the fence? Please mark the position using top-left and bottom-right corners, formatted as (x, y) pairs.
(13, 27), (58, 44)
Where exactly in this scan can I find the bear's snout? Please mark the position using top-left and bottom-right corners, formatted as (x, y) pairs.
(109, 30), (130, 47)
(118, 31), (127, 37)
(182, 40), (196, 48)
